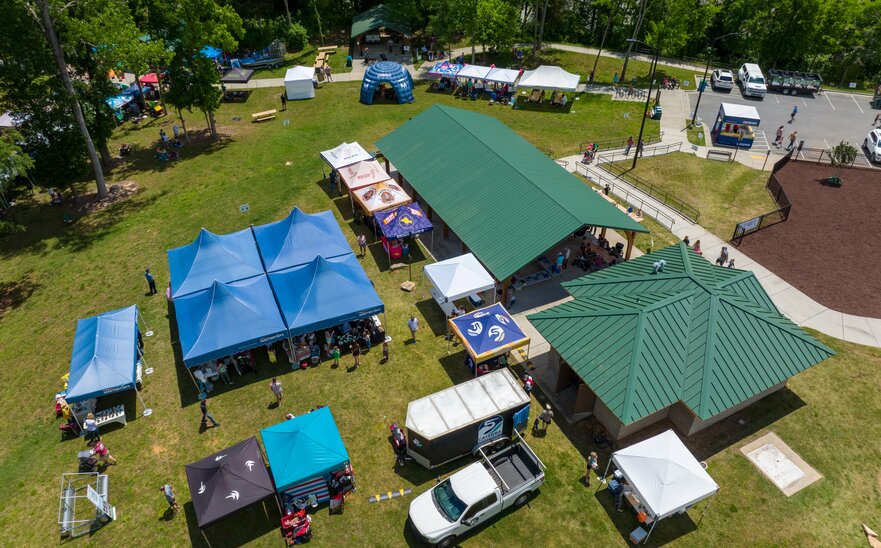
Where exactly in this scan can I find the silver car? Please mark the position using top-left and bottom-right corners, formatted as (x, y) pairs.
(865, 129), (881, 163)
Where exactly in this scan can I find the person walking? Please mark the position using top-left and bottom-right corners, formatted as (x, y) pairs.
(280, 92), (287, 111)
(874, 112), (881, 126)
(161, 484), (181, 513)
(624, 136), (634, 155)
(324, 64), (333, 82)
(350, 342), (361, 368)
(585, 452), (599, 486)
(357, 234), (367, 256)
(786, 131), (799, 151)
(269, 377), (283, 404)
(145, 268), (157, 295)
(90, 439), (117, 465)
(332, 345), (341, 368)
(200, 398), (220, 428)
(539, 404), (554, 431)
(612, 71), (619, 88)
(83, 412), (100, 442)
(789, 105), (798, 123)
(716, 246), (729, 266)
(637, 138), (645, 157)
(774, 125), (784, 147)
(408, 315), (420, 344)
(381, 341), (389, 363)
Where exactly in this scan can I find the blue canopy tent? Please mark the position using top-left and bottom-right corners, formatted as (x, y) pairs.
(376, 203), (433, 239)
(449, 302), (530, 366)
(174, 276), (288, 368)
(261, 407), (351, 500)
(428, 61), (464, 78)
(106, 95), (133, 110)
(168, 227), (265, 299)
(360, 61), (414, 105)
(201, 45), (223, 60)
(269, 255), (385, 338)
(252, 208), (354, 273)
(66, 305), (151, 414)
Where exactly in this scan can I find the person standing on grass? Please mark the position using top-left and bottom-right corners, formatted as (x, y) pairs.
(90, 439), (117, 465)
(382, 341), (389, 363)
(351, 342), (361, 368)
(161, 484), (180, 513)
(585, 452), (599, 486)
(613, 71), (619, 88)
(539, 404), (554, 431)
(325, 65), (333, 82)
(774, 125), (784, 147)
(357, 234), (367, 256)
(408, 315), (420, 344)
(280, 92), (287, 111)
(83, 412), (99, 442)
(217, 359), (232, 385)
(200, 398), (220, 427)
(332, 345), (341, 367)
(270, 377), (283, 404)
(625, 136), (634, 155)
(145, 268), (157, 295)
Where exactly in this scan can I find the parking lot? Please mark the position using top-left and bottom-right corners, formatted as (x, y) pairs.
(689, 81), (879, 160)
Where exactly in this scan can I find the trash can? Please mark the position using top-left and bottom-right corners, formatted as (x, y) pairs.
(651, 105), (662, 120)
(346, 55), (353, 68)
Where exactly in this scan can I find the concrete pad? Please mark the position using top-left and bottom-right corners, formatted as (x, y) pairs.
(841, 314), (881, 347)
(769, 286), (828, 325)
(670, 222), (700, 239)
(741, 432), (822, 496)
(801, 308), (844, 339)
(757, 274), (794, 297)
(741, 260), (775, 280)
(867, 318), (881, 346)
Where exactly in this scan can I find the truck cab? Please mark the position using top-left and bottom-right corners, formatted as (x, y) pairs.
(408, 433), (545, 548)
(737, 63), (767, 98)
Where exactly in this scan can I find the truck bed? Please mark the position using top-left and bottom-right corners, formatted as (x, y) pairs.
(486, 444), (543, 492)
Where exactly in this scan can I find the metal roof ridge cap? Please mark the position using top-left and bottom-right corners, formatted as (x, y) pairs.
(620, 308), (649, 423)
(641, 289), (700, 313)
(529, 307), (642, 320)
(695, 293), (721, 418)
(564, 272), (689, 288)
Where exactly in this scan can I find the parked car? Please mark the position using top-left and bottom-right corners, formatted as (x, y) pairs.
(737, 63), (767, 98)
(865, 129), (881, 163)
(711, 69), (735, 90)
(408, 433), (545, 548)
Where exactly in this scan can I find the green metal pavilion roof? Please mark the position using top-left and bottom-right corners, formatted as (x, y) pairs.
(376, 104), (647, 281)
(351, 4), (411, 38)
(528, 243), (834, 425)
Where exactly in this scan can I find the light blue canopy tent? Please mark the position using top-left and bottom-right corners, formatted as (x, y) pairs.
(167, 227), (265, 299)
(66, 305), (150, 413)
(174, 276), (288, 367)
(261, 407), (350, 492)
(360, 61), (414, 105)
(252, 208), (353, 273)
(269, 254), (385, 337)
(106, 94), (133, 110)
(201, 45), (223, 60)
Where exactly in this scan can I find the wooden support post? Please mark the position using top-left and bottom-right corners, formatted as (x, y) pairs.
(426, 205), (433, 219)
(625, 230), (636, 260)
(500, 277), (512, 308)
(384, 158), (390, 172)
(600, 227), (607, 238)
(412, 191), (420, 203)
(443, 222), (450, 238)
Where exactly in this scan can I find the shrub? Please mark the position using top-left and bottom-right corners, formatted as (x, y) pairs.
(284, 22), (309, 51)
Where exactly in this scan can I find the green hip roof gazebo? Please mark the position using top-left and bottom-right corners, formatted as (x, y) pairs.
(351, 4), (411, 41)
(376, 104), (648, 300)
(527, 243), (834, 440)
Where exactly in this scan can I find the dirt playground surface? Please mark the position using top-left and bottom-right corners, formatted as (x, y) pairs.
(738, 161), (881, 318)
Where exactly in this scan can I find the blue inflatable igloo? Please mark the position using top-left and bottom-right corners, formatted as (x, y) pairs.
(360, 61), (414, 105)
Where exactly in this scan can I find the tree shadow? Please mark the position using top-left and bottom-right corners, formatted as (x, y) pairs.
(110, 128), (234, 180)
(183, 498), (280, 547)
(0, 273), (41, 321)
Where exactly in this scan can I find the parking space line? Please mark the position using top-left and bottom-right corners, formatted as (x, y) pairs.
(824, 93), (835, 110)
(852, 95), (864, 113)
(774, 94), (779, 104)
(824, 139), (831, 149)
(802, 97), (808, 107)
(762, 131), (771, 150)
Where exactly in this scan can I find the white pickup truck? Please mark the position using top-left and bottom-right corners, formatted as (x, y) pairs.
(408, 433), (545, 548)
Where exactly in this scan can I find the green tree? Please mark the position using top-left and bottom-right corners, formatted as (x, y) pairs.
(474, 0), (519, 54)
(0, 129), (35, 210)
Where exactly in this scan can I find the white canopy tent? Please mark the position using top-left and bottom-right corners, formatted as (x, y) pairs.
(423, 253), (496, 315)
(518, 65), (580, 91)
(605, 430), (719, 543)
(320, 142), (373, 170)
(284, 66), (316, 100)
(484, 67), (520, 85)
(457, 65), (492, 80)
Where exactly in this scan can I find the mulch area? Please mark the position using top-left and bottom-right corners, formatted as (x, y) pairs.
(737, 161), (881, 318)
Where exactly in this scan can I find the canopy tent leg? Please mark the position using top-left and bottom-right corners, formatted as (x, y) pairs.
(430, 229), (434, 253)
(186, 365), (201, 393)
(135, 386), (152, 417)
(137, 309), (154, 337)
(600, 227), (607, 239)
(644, 518), (659, 544)
(697, 495), (715, 528)
(349, 191), (355, 215)
(596, 458), (613, 494)
(200, 528), (212, 547)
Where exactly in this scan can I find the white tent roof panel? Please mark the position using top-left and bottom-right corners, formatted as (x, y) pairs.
(457, 65), (492, 79)
(320, 142), (373, 170)
(720, 102), (761, 121)
(423, 253), (495, 303)
(484, 67), (520, 85)
(518, 65), (580, 91)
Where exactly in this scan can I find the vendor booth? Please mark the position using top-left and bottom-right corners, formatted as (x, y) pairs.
(201, 45), (223, 61)
(360, 61), (414, 105)
(64, 305), (151, 427)
(336, 160), (393, 213)
(449, 302), (530, 376)
(252, 208), (353, 273)
(284, 66), (316, 100)
(138, 73), (161, 85)
(428, 61), (463, 79)
(186, 436), (276, 529)
(320, 142), (373, 171)
(603, 430), (719, 544)
(167, 227), (264, 299)
(376, 203), (433, 261)
(457, 64), (492, 80)
(518, 65), (580, 91)
(261, 407), (355, 513)
(353, 180), (411, 216)
(220, 68), (255, 84)
(711, 102), (760, 149)
(423, 253), (495, 316)
(485, 67), (520, 85)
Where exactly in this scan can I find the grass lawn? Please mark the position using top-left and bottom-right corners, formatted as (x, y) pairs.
(252, 45), (352, 79)
(1, 81), (880, 547)
(686, 119), (706, 147)
(612, 152), (777, 238)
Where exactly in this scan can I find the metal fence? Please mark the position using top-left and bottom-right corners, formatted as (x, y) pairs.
(731, 151), (793, 245)
(600, 160), (701, 223)
(794, 146), (876, 169)
(596, 141), (682, 164)
(574, 162), (679, 231)
(579, 134), (661, 154)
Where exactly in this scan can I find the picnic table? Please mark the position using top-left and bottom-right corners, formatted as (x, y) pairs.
(252, 109), (277, 122)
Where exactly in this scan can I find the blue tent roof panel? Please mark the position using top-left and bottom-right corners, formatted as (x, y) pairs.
(252, 208), (354, 273)
(168, 227), (265, 299)
(450, 302), (530, 363)
(66, 305), (139, 403)
(377, 203), (433, 239)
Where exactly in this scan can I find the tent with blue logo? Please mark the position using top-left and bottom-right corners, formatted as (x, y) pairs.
(252, 208), (353, 273)
(376, 203), (433, 240)
(174, 276), (288, 367)
(168, 227), (265, 299)
(65, 305), (151, 413)
(269, 254), (384, 338)
(449, 302), (530, 363)
(261, 407), (351, 496)
(428, 61), (463, 78)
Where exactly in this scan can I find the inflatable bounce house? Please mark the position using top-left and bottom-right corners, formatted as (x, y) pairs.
(360, 61), (414, 105)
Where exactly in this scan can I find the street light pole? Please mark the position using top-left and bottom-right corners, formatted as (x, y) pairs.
(690, 32), (741, 126)
(628, 39), (658, 171)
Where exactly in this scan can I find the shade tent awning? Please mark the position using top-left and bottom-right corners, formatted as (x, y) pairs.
(377, 203), (433, 240)
(201, 45), (223, 60)
(518, 65), (580, 91)
(220, 68), (254, 84)
(106, 95), (133, 110)
(269, 255), (384, 337)
(612, 430), (718, 520)
(251, 208), (354, 273)
(186, 437), (275, 528)
(320, 142), (373, 170)
(457, 65), (492, 79)
(338, 160), (392, 191)
(261, 407), (350, 492)
(139, 73), (160, 85)
(449, 303), (530, 363)
(353, 180), (411, 214)
(428, 61), (464, 78)
(424, 253), (494, 303)
(66, 305), (139, 403)
(484, 67), (520, 85)
(175, 276), (288, 367)
(168, 227), (265, 299)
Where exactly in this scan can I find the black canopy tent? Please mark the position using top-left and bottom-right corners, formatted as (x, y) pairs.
(185, 437), (277, 529)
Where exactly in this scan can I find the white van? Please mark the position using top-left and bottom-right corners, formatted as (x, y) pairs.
(737, 63), (767, 98)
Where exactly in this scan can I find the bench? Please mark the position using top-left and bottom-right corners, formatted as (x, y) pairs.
(317, 45), (338, 53)
(706, 149), (733, 161)
(251, 109), (277, 122)
(94, 404), (126, 429)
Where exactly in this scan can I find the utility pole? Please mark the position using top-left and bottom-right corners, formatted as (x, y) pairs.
(620, 0), (648, 82)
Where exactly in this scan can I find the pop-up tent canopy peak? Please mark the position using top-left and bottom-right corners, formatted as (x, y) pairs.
(352, 179), (411, 214)
(284, 66), (315, 100)
(175, 276), (288, 367)
(186, 436), (275, 528)
(168, 227), (265, 299)
(456, 65), (492, 80)
(484, 67), (520, 85)
(251, 207), (353, 273)
(201, 45), (223, 60)
(428, 61), (464, 78)
(320, 142), (373, 170)
(66, 305), (139, 403)
(377, 203), (433, 240)
(261, 407), (350, 492)
(338, 160), (391, 191)
(449, 302), (530, 363)
(269, 254), (384, 337)
(423, 252), (495, 303)
(518, 65), (580, 91)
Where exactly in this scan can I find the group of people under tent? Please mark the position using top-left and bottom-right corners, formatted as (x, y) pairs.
(193, 350), (257, 393)
(432, 78), (515, 104)
(282, 318), (387, 370)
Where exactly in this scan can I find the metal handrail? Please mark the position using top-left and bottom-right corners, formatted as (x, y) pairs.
(601, 160), (700, 223)
(580, 134), (661, 154)
(574, 162), (678, 230)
